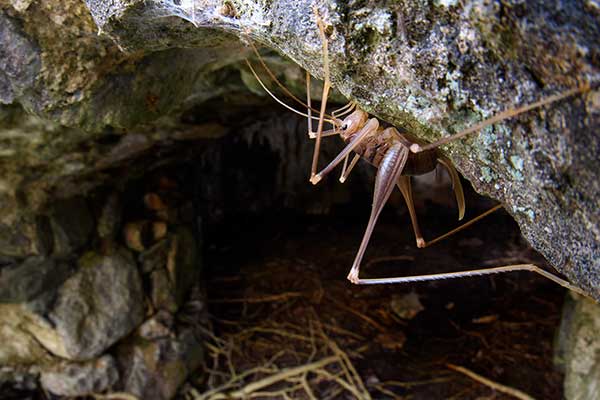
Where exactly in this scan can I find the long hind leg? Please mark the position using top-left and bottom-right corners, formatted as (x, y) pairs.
(347, 144), (409, 283)
(410, 85), (590, 154)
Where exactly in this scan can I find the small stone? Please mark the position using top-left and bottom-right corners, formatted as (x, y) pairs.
(556, 294), (600, 400)
(0, 257), (72, 303)
(0, 305), (54, 366)
(139, 310), (174, 340)
(27, 249), (145, 360)
(118, 329), (203, 400)
(124, 220), (153, 252)
(40, 355), (119, 397)
(390, 292), (424, 320)
(144, 193), (167, 211)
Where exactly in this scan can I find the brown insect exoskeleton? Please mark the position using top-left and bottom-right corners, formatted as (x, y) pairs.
(245, 9), (590, 297)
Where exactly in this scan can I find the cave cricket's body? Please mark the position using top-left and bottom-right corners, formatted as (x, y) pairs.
(245, 8), (590, 297)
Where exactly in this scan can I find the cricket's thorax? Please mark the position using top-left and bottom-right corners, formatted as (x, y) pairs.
(341, 125), (439, 176)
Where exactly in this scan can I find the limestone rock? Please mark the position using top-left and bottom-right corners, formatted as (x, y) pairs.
(556, 294), (600, 400)
(138, 310), (174, 340)
(148, 228), (200, 312)
(0, 305), (53, 366)
(28, 249), (144, 361)
(40, 355), (119, 397)
(3, 0), (596, 297)
(117, 329), (203, 400)
(0, 257), (72, 302)
(81, 0), (599, 299)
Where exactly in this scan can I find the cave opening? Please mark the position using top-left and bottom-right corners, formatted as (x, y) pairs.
(1, 104), (571, 400)
(123, 105), (569, 399)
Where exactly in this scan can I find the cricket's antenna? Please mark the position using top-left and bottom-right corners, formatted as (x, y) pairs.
(245, 60), (336, 125)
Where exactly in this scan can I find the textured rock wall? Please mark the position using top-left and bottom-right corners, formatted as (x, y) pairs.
(0, 0), (599, 397)
(88, 0), (600, 298)
(1, 0), (597, 297)
(0, 177), (206, 398)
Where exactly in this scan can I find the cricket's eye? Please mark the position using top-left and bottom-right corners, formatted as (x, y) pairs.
(341, 123), (348, 130)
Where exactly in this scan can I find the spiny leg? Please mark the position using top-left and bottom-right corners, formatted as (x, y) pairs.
(354, 263), (588, 298)
(347, 144), (410, 283)
(410, 84), (590, 154)
(397, 171), (500, 248)
(423, 204), (503, 248)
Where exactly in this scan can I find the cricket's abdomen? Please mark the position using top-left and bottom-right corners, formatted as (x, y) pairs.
(346, 128), (438, 176)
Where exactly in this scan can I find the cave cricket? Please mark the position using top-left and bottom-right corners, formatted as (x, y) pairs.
(244, 7), (590, 297)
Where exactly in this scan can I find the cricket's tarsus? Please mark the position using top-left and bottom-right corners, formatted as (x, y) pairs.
(246, 6), (591, 298)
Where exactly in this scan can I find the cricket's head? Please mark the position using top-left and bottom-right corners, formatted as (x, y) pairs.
(339, 109), (368, 140)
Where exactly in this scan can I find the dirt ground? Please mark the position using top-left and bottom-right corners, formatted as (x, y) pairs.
(183, 203), (568, 400)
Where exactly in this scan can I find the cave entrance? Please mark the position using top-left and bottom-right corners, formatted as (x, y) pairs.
(185, 150), (567, 399)
(109, 104), (569, 399)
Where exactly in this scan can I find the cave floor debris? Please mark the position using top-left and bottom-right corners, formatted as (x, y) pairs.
(185, 207), (566, 399)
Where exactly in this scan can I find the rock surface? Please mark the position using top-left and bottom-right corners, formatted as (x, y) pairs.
(1, 249), (145, 362)
(117, 328), (203, 400)
(33, 249), (145, 360)
(556, 294), (600, 400)
(40, 355), (120, 396)
(0, 0), (597, 297)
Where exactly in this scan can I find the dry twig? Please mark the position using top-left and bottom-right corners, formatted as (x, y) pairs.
(447, 363), (536, 400)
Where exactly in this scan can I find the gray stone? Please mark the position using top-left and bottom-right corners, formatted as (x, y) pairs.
(0, 212), (50, 258)
(118, 329), (203, 400)
(148, 228), (200, 312)
(0, 11), (40, 105)
(556, 294), (600, 400)
(0, 0), (597, 301)
(138, 310), (174, 340)
(0, 304), (54, 366)
(0, 257), (72, 303)
(40, 354), (119, 397)
(29, 249), (145, 360)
